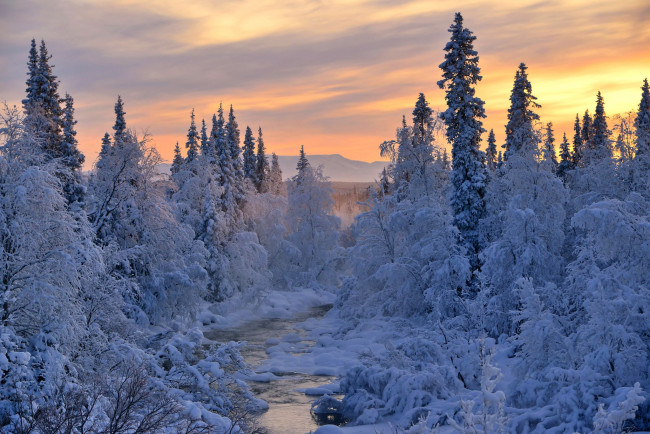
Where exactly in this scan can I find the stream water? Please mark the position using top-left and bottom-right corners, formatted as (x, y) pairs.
(205, 304), (340, 434)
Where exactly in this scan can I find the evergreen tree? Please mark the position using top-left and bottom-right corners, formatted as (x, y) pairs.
(504, 63), (540, 160)
(171, 141), (184, 175)
(390, 93), (439, 202)
(557, 133), (572, 181)
(100, 132), (111, 156)
(379, 167), (391, 197)
(22, 39), (64, 158)
(113, 95), (127, 146)
(226, 105), (245, 205)
(633, 78), (650, 193)
(242, 126), (256, 180)
(185, 109), (200, 163)
(268, 153), (285, 195)
(581, 110), (592, 154)
(36, 40), (63, 152)
(572, 114), (583, 168)
(542, 122), (558, 169)
(22, 39), (39, 111)
(295, 144), (310, 184)
(226, 105), (242, 179)
(60, 94), (85, 204)
(200, 118), (209, 155)
(486, 129), (497, 172)
(588, 91), (612, 163)
(437, 12), (488, 273)
(255, 127), (269, 192)
(60, 94), (84, 171)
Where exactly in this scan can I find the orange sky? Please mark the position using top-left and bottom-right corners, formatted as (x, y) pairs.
(1, 0), (649, 168)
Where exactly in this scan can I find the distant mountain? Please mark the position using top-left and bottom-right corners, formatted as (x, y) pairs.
(158, 154), (389, 182)
(276, 154), (388, 182)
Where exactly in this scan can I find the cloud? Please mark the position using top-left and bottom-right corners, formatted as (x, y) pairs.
(0, 0), (648, 164)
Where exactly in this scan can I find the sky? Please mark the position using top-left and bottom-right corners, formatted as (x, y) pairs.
(1, 0), (649, 168)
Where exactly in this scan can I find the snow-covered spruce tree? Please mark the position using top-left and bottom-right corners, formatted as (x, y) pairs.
(582, 109), (592, 150)
(438, 12), (488, 275)
(171, 141), (183, 175)
(542, 122), (558, 170)
(286, 148), (340, 283)
(633, 78), (650, 194)
(503, 63), (540, 161)
(226, 105), (244, 193)
(23, 40), (64, 158)
(185, 109), (200, 164)
(254, 127), (270, 193)
(200, 117), (209, 155)
(242, 125), (256, 182)
(572, 114), (583, 167)
(588, 91), (612, 163)
(59, 93), (85, 206)
(381, 94), (444, 204)
(481, 63), (567, 336)
(486, 129), (497, 172)
(267, 152), (285, 196)
(556, 132), (573, 182)
(296, 144), (310, 179)
(572, 93), (620, 202)
(213, 103), (241, 228)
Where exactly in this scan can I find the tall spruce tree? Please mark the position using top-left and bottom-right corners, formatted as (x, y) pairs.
(588, 91), (612, 163)
(255, 127), (269, 192)
(226, 105), (245, 205)
(557, 133), (572, 181)
(295, 145), (310, 184)
(542, 122), (558, 169)
(504, 63), (540, 160)
(572, 114), (583, 168)
(268, 153), (285, 195)
(23, 40), (65, 159)
(242, 126), (256, 181)
(185, 109), (200, 163)
(171, 141), (184, 175)
(437, 12), (488, 273)
(23, 39), (39, 112)
(226, 105), (242, 178)
(200, 118), (209, 155)
(113, 95), (127, 146)
(60, 94), (85, 204)
(486, 129), (497, 172)
(581, 110), (592, 155)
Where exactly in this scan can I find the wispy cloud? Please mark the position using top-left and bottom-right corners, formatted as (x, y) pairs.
(0, 0), (648, 165)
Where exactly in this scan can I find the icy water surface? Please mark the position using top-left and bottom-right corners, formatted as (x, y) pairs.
(205, 304), (339, 434)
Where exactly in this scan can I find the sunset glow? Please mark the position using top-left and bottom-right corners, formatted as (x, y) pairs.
(1, 0), (648, 167)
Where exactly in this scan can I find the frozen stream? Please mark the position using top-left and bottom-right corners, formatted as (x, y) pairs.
(205, 304), (341, 434)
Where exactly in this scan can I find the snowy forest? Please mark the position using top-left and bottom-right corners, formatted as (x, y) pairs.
(1, 11), (649, 434)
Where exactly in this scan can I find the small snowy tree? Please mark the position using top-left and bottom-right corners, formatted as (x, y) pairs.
(486, 129), (497, 172)
(242, 125), (256, 182)
(286, 149), (340, 281)
(185, 109), (200, 164)
(254, 127), (269, 193)
(557, 133), (572, 182)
